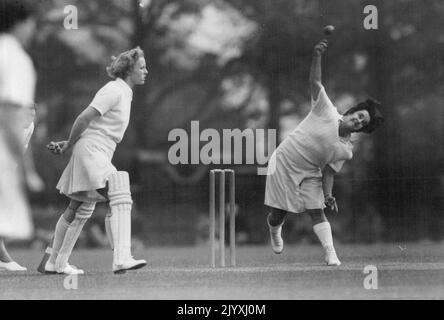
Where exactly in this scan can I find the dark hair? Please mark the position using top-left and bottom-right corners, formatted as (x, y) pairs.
(343, 98), (384, 133)
(0, 0), (36, 33)
(106, 47), (144, 80)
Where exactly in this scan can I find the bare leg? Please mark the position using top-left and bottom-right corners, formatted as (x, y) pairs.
(97, 186), (108, 199)
(267, 207), (287, 227)
(267, 207), (287, 254)
(0, 238), (27, 271)
(62, 199), (82, 223)
(0, 238), (13, 262)
(307, 209), (328, 226)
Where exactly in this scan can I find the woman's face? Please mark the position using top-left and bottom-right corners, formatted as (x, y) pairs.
(342, 109), (370, 132)
(129, 57), (148, 85)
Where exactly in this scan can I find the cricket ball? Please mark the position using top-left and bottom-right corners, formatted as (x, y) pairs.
(323, 25), (335, 36)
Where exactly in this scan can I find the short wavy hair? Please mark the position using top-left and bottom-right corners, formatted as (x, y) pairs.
(0, 0), (37, 32)
(106, 47), (144, 80)
(343, 98), (384, 134)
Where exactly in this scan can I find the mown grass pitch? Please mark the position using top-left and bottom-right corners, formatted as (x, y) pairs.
(1, 242), (443, 299)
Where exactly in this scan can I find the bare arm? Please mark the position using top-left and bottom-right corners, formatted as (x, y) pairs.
(322, 164), (335, 196)
(48, 106), (101, 154)
(66, 106), (101, 147)
(309, 40), (328, 100)
(322, 165), (338, 212)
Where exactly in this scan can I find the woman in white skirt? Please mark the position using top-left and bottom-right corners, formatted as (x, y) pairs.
(0, 0), (37, 272)
(265, 40), (384, 265)
(42, 47), (148, 275)
(0, 101), (34, 272)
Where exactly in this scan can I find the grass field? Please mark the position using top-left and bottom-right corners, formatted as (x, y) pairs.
(1, 242), (444, 300)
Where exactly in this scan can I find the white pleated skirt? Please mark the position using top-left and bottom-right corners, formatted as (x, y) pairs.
(56, 133), (117, 203)
(264, 149), (325, 214)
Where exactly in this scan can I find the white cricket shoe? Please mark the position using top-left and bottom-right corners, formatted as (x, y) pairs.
(58, 264), (85, 275)
(267, 219), (284, 254)
(0, 261), (27, 271)
(44, 260), (84, 275)
(325, 246), (341, 266)
(113, 257), (147, 274)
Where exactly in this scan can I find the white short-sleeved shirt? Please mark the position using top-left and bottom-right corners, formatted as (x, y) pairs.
(279, 85), (353, 173)
(83, 78), (133, 144)
(0, 34), (36, 107)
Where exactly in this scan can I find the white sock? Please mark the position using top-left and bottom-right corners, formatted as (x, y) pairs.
(268, 222), (283, 234)
(313, 221), (335, 250)
(55, 218), (87, 270)
(49, 216), (70, 264)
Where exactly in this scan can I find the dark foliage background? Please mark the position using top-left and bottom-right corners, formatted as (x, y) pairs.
(25, 0), (444, 245)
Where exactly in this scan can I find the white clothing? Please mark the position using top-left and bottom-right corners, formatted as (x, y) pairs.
(0, 132), (33, 239)
(56, 133), (117, 202)
(57, 78), (132, 202)
(83, 78), (133, 144)
(264, 86), (353, 213)
(0, 34), (36, 108)
(0, 34), (35, 239)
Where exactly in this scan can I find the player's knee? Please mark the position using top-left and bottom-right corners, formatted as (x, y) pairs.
(270, 207), (287, 218)
(107, 171), (133, 207)
(75, 202), (96, 220)
(268, 207), (287, 226)
(64, 200), (82, 222)
(308, 209), (327, 224)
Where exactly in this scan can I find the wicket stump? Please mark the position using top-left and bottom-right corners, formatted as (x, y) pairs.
(209, 169), (235, 268)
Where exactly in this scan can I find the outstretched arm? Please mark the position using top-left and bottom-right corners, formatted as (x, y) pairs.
(309, 40), (328, 100)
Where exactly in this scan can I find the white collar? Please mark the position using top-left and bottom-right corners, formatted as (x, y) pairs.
(116, 77), (133, 96)
(338, 115), (352, 142)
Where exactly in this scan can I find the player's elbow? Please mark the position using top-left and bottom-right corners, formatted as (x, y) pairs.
(310, 81), (323, 100)
(309, 79), (322, 89)
(76, 113), (93, 128)
(323, 165), (335, 176)
(78, 107), (100, 124)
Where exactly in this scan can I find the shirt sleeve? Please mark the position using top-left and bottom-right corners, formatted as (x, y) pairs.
(89, 83), (120, 115)
(327, 160), (346, 173)
(311, 85), (336, 116)
(0, 47), (36, 107)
